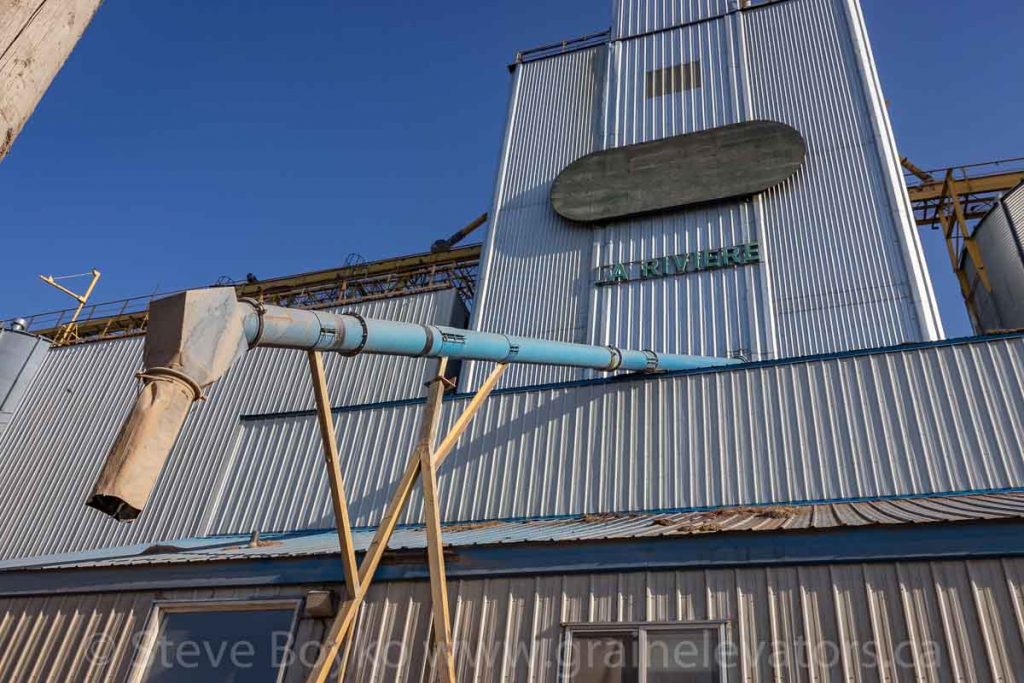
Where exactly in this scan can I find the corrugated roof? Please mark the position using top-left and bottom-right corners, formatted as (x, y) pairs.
(6, 490), (1024, 573)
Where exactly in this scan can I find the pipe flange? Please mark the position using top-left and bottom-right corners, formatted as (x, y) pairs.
(606, 346), (623, 371)
(418, 325), (437, 357)
(136, 367), (205, 401)
(238, 297), (266, 348)
(340, 311), (368, 356)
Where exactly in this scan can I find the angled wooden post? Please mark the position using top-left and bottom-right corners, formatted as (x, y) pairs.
(306, 351), (359, 599)
(305, 362), (508, 683)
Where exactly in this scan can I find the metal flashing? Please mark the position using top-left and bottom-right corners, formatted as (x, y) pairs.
(0, 519), (1021, 598)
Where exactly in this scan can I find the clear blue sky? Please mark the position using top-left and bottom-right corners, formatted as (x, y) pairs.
(1, 1), (1021, 338)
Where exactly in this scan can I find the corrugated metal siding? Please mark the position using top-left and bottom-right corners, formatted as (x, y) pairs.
(841, 0), (945, 342)
(967, 202), (1024, 332)
(612, 0), (736, 39)
(477, 11), (773, 376)
(471, 0), (942, 392)
(743, 0), (928, 357)
(0, 330), (48, 439)
(0, 291), (462, 562)
(468, 46), (606, 390)
(590, 201), (767, 360)
(608, 18), (741, 146)
(965, 254), (1002, 333)
(591, 16), (770, 361)
(0, 329), (1020, 562)
(1004, 182), (1024, 249)
(0, 585), (323, 683)
(2, 560), (1022, 681)
(212, 336), (1024, 534)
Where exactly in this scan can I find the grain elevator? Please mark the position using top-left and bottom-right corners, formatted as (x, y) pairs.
(0, 1), (1022, 681)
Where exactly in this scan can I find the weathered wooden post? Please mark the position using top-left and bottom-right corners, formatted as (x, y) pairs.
(0, 0), (103, 162)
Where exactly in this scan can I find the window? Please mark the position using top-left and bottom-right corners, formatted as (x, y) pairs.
(569, 631), (640, 682)
(130, 599), (300, 683)
(564, 622), (725, 683)
(645, 61), (702, 99)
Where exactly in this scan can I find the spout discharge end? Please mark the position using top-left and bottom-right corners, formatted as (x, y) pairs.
(86, 494), (142, 522)
(87, 378), (196, 521)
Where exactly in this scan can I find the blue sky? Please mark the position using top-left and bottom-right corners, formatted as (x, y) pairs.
(1, 1), (1021, 338)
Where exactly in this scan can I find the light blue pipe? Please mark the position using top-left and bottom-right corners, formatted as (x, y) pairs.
(241, 302), (741, 373)
(86, 289), (743, 523)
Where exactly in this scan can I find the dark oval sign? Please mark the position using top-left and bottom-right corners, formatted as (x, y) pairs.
(550, 120), (806, 224)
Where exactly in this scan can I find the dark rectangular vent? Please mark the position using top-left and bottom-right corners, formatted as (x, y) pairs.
(645, 61), (701, 98)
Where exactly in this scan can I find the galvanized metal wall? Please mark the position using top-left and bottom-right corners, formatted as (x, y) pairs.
(744, 0), (938, 357)
(594, 13), (768, 362)
(0, 328), (1019, 562)
(469, 46), (607, 389)
(842, 0), (944, 341)
(967, 183), (1024, 333)
(612, 0), (735, 39)
(355, 559), (1024, 681)
(0, 290), (463, 561)
(965, 201), (1024, 333)
(1, 331), (1022, 560)
(0, 329), (48, 439)
(214, 335), (1024, 535)
(1004, 182), (1024, 248)
(589, 202), (766, 360)
(2, 558), (1023, 680)
(0, 585), (325, 683)
(607, 16), (742, 146)
(469, 0), (943, 390)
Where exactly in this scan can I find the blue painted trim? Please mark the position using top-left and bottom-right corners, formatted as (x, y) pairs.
(239, 331), (1024, 423)
(1, 521), (1022, 598)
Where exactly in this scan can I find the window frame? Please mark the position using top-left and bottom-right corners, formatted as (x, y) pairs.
(127, 597), (302, 683)
(561, 620), (729, 683)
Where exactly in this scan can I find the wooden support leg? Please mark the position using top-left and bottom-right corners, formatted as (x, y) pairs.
(416, 362), (457, 682)
(305, 363), (508, 683)
(307, 351), (360, 599)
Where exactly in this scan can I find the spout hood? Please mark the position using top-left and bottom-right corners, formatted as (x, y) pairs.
(87, 289), (250, 520)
